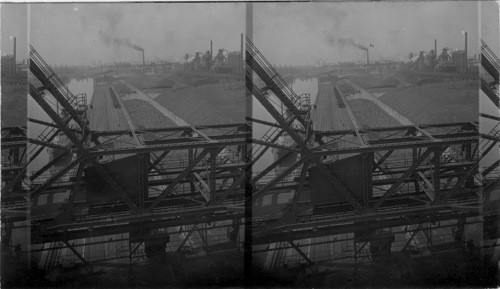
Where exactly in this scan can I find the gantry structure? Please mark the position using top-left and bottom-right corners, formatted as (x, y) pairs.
(245, 37), (499, 268)
(1, 39), (499, 273)
(2, 45), (249, 267)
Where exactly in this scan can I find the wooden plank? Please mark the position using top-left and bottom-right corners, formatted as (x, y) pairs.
(312, 84), (355, 132)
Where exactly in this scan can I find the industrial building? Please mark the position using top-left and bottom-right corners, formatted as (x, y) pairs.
(1, 3), (499, 288)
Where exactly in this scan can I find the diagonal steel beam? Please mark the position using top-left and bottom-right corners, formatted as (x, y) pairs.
(29, 129), (62, 162)
(31, 155), (85, 200)
(251, 127), (288, 163)
(247, 76), (307, 149)
(246, 46), (308, 128)
(1, 166), (27, 195)
(28, 118), (81, 134)
(176, 225), (197, 252)
(30, 151), (69, 181)
(29, 84), (84, 150)
(438, 162), (479, 204)
(62, 240), (89, 266)
(401, 224), (423, 252)
(253, 155), (309, 200)
(312, 159), (364, 212)
(148, 148), (214, 211)
(417, 172), (435, 202)
(373, 150), (394, 172)
(252, 156), (309, 200)
(212, 169), (246, 205)
(288, 240), (315, 267)
(249, 77), (362, 211)
(30, 50), (83, 127)
(252, 148), (296, 185)
(30, 84), (139, 213)
(27, 137), (73, 152)
(148, 150), (170, 172)
(373, 148), (433, 210)
(292, 160), (310, 211)
(91, 162), (140, 213)
(483, 159), (500, 177)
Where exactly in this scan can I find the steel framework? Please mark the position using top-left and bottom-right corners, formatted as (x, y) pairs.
(3, 46), (250, 268)
(245, 36), (498, 269)
(1, 39), (499, 277)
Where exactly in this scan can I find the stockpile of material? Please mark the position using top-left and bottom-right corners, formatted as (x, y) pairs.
(350, 75), (400, 89)
(349, 99), (400, 128)
(125, 76), (176, 90)
(169, 72), (218, 87)
(109, 88), (121, 108)
(114, 82), (133, 95)
(155, 82), (245, 126)
(123, 99), (177, 129)
(380, 80), (478, 124)
(337, 82), (357, 95)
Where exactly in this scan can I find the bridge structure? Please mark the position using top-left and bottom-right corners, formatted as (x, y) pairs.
(245, 37), (500, 271)
(1, 39), (499, 279)
(2, 45), (250, 269)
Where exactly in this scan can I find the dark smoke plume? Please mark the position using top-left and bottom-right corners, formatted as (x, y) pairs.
(324, 34), (368, 51)
(99, 31), (143, 51)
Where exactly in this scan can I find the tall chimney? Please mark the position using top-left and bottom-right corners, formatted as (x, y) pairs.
(240, 33), (243, 72)
(142, 49), (145, 66)
(210, 40), (213, 59)
(464, 32), (468, 72)
(13, 37), (16, 76)
(434, 39), (437, 62)
(366, 49), (369, 66)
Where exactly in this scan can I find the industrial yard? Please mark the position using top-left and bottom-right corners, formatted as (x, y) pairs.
(1, 2), (500, 288)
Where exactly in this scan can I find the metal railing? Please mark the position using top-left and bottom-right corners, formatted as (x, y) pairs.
(246, 37), (303, 112)
(30, 45), (79, 108)
(481, 39), (500, 75)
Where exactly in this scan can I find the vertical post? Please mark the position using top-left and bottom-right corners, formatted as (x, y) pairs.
(245, 3), (254, 286)
(210, 149), (217, 200)
(188, 148), (196, 194)
(464, 32), (468, 72)
(434, 39), (437, 64)
(465, 143), (474, 188)
(432, 148), (441, 197)
(139, 153), (149, 208)
(240, 33), (244, 72)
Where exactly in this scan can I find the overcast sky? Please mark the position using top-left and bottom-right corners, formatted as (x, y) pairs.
(253, 1), (490, 66)
(1, 2), (498, 66)
(3, 3), (245, 65)
(1, 4), (28, 59)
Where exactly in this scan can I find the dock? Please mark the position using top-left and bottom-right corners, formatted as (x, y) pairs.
(311, 82), (356, 132)
(89, 85), (131, 132)
(88, 84), (141, 148)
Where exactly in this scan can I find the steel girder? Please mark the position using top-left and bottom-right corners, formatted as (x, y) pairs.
(247, 74), (364, 212)
(25, 51), (249, 247)
(252, 204), (482, 245)
(244, 39), (486, 252)
(33, 204), (243, 243)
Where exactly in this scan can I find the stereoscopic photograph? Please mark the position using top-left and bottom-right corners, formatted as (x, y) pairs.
(1, 1), (499, 288)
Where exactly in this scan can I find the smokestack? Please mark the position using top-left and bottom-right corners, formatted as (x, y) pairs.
(210, 40), (213, 59)
(240, 33), (243, 72)
(142, 49), (145, 66)
(464, 32), (468, 71)
(434, 39), (437, 63)
(366, 49), (369, 66)
(13, 37), (16, 76)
